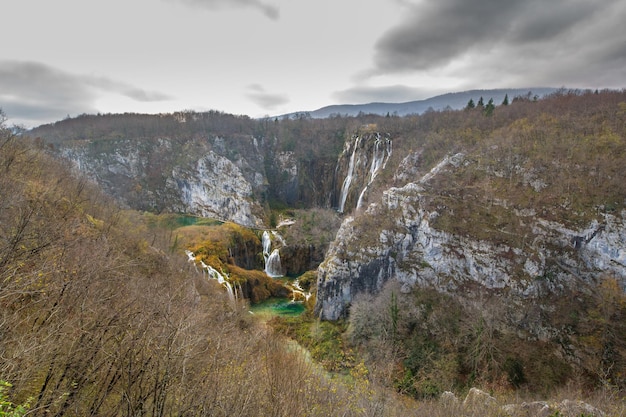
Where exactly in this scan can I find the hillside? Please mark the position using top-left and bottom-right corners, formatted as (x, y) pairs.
(281, 88), (557, 118)
(0, 114), (410, 416)
(15, 89), (626, 411)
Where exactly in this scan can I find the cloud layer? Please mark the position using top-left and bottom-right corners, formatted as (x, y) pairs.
(367, 0), (626, 89)
(2, 0), (624, 126)
(375, 0), (606, 72)
(0, 61), (171, 126)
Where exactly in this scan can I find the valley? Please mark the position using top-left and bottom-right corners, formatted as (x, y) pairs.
(1, 89), (625, 415)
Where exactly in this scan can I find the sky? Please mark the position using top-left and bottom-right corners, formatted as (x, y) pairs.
(2, 0), (625, 127)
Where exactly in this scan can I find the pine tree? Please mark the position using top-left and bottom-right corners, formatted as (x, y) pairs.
(477, 96), (484, 108)
(502, 94), (509, 106)
(465, 98), (476, 110)
(484, 98), (495, 116)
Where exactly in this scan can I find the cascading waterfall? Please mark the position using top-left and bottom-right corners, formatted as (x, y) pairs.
(262, 231), (284, 277)
(338, 136), (361, 213)
(265, 248), (283, 278)
(185, 250), (236, 301)
(356, 135), (393, 210)
(262, 230), (271, 262)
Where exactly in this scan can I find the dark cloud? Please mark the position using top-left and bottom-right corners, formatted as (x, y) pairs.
(333, 85), (433, 104)
(0, 61), (172, 127)
(374, 0), (618, 75)
(169, 0), (279, 20)
(245, 84), (289, 109)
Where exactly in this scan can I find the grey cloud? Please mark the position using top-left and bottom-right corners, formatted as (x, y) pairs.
(169, 0), (279, 20)
(245, 84), (289, 109)
(0, 61), (97, 126)
(0, 61), (171, 127)
(374, 0), (614, 74)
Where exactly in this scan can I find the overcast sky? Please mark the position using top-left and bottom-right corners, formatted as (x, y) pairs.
(2, 0), (625, 127)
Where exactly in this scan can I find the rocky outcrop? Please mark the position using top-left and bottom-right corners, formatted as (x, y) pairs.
(315, 152), (626, 326)
(57, 135), (270, 226)
(280, 244), (326, 276)
(167, 151), (264, 227)
(440, 389), (606, 417)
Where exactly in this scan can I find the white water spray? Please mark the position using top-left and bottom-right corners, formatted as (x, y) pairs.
(265, 249), (283, 277)
(262, 231), (271, 260)
(262, 231), (284, 277)
(338, 136), (361, 213)
(186, 250), (236, 301)
(356, 136), (393, 210)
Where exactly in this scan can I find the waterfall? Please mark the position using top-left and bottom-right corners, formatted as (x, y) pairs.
(355, 186), (369, 211)
(265, 248), (283, 277)
(262, 230), (285, 278)
(205, 264), (236, 301)
(262, 230), (271, 262)
(186, 250), (235, 301)
(338, 136), (361, 213)
(381, 136), (392, 169)
(292, 279), (312, 302)
(356, 136), (393, 210)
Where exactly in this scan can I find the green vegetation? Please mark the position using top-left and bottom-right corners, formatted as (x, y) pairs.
(346, 278), (626, 400)
(0, 382), (30, 417)
(269, 315), (357, 374)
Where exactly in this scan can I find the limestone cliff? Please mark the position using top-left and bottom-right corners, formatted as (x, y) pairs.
(57, 136), (267, 227)
(167, 150), (263, 227)
(315, 150), (626, 334)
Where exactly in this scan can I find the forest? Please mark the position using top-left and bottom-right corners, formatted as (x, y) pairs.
(2, 89), (626, 416)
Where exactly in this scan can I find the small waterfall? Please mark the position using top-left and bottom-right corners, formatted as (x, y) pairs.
(186, 250), (235, 301)
(262, 230), (271, 268)
(356, 136), (393, 210)
(265, 248), (283, 277)
(338, 136), (361, 213)
(262, 230), (285, 277)
(205, 264), (236, 301)
(291, 279), (312, 302)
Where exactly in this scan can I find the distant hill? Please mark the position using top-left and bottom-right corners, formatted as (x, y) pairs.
(281, 88), (558, 119)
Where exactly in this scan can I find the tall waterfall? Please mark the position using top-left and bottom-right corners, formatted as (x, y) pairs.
(262, 231), (284, 277)
(356, 135), (393, 210)
(338, 136), (361, 213)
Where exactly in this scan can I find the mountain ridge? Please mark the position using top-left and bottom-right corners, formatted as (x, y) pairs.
(279, 87), (558, 119)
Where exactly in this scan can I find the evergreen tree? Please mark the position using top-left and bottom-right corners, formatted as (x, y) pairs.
(477, 96), (484, 108)
(484, 98), (495, 116)
(502, 94), (509, 106)
(465, 98), (476, 110)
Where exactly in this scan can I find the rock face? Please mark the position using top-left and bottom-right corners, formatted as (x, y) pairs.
(58, 137), (267, 227)
(51, 125), (393, 231)
(167, 151), (263, 227)
(315, 152), (626, 327)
